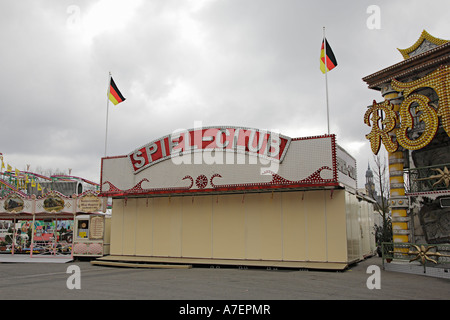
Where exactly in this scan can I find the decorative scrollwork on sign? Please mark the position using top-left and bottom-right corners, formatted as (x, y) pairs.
(396, 94), (439, 150)
(195, 175), (208, 189)
(392, 65), (450, 142)
(364, 65), (450, 154)
(364, 100), (398, 154)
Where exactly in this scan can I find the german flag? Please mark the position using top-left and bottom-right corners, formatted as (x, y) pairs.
(320, 38), (338, 74)
(108, 77), (126, 105)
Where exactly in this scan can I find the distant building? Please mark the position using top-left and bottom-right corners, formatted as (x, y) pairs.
(365, 163), (376, 199)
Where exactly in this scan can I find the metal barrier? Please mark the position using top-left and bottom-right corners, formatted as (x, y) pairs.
(381, 242), (450, 272)
(404, 163), (450, 193)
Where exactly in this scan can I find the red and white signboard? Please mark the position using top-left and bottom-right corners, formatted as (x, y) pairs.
(128, 126), (291, 174)
(100, 127), (352, 197)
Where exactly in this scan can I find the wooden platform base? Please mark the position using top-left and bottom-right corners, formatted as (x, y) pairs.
(91, 260), (192, 269)
(94, 255), (349, 270)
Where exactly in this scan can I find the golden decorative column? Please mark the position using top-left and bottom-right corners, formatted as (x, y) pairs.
(380, 84), (410, 244)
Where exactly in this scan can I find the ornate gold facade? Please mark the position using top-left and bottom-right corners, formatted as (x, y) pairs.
(365, 65), (450, 154)
(363, 30), (450, 245)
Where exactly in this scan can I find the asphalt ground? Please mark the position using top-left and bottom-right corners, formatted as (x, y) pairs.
(0, 255), (448, 316)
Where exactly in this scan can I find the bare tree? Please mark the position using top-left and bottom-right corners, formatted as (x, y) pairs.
(371, 154), (390, 217)
(368, 153), (393, 254)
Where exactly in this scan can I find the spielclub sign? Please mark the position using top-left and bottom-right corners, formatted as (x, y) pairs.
(128, 126), (291, 174)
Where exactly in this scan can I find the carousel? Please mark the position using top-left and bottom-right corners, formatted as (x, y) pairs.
(0, 156), (109, 263)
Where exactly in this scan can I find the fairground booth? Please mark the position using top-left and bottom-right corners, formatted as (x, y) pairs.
(98, 126), (376, 270)
(0, 170), (109, 262)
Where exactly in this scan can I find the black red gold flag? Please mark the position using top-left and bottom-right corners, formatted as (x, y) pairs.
(320, 38), (338, 73)
(108, 77), (126, 105)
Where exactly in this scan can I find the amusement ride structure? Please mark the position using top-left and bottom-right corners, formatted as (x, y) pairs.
(0, 153), (109, 261)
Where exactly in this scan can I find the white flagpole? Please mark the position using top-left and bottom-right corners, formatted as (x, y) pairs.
(104, 72), (112, 157)
(323, 27), (330, 135)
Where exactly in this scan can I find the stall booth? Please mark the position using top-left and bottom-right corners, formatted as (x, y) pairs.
(0, 190), (107, 262)
(98, 126), (376, 270)
(73, 213), (111, 257)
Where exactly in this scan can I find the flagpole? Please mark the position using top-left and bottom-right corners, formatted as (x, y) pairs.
(104, 72), (112, 157)
(323, 27), (330, 135)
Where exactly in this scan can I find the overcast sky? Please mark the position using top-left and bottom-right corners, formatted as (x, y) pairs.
(1, 0), (449, 188)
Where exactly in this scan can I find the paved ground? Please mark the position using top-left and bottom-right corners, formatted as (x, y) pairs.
(0, 255), (448, 302)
